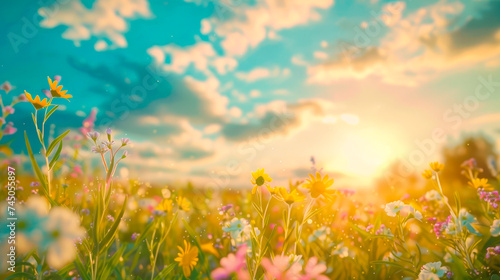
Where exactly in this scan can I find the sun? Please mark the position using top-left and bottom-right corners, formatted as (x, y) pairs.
(328, 128), (402, 179)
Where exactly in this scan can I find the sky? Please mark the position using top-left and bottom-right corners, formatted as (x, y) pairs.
(1, 0), (500, 190)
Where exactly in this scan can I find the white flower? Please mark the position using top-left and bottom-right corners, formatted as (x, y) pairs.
(458, 209), (480, 236)
(308, 226), (331, 242)
(222, 218), (248, 239)
(491, 219), (500, 237)
(43, 207), (86, 269)
(384, 201), (405, 217)
(418, 261), (447, 280)
(332, 243), (349, 258)
(424, 190), (442, 201)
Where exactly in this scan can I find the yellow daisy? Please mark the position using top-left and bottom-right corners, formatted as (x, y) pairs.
(250, 168), (272, 194)
(174, 240), (199, 278)
(421, 169), (433, 180)
(176, 196), (191, 211)
(302, 172), (335, 198)
(274, 187), (305, 205)
(47, 76), (72, 100)
(25, 90), (49, 110)
(429, 162), (444, 172)
(155, 199), (173, 213)
(468, 178), (493, 191)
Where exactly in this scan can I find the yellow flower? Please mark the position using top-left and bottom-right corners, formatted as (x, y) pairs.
(274, 187), (305, 205)
(429, 162), (444, 172)
(200, 242), (219, 258)
(302, 172), (335, 198)
(468, 178), (493, 190)
(174, 240), (199, 278)
(176, 196), (191, 211)
(47, 76), (72, 100)
(250, 168), (272, 194)
(421, 169), (433, 180)
(25, 90), (49, 110)
(155, 199), (172, 213)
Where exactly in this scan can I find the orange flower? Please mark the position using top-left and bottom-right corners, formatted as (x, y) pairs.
(48, 76), (72, 100)
(429, 162), (444, 172)
(25, 90), (49, 110)
(422, 169), (433, 180)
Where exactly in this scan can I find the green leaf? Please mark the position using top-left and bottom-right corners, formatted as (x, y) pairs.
(46, 129), (70, 156)
(154, 263), (176, 280)
(5, 272), (36, 280)
(49, 141), (63, 170)
(98, 196), (128, 254)
(44, 105), (59, 122)
(74, 257), (91, 280)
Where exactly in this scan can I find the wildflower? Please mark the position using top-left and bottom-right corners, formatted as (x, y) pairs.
(422, 169), (433, 180)
(308, 226), (331, 243)
(175, 240), (199, 278)
(418, 262), (447, 280)
(121, 151), (128, 159)
(80, 209), (89, 215)
(106, 128), (112, 140)
(25, 90), (49, 110)
(273, 187), (305, 205)
(302, 172), (335, 199)
(155, 199), (173, 213)
(468, 178), (492, 190)
(176, 196), (191, 211)
(131, 233), (140, 241)
(17, 93), (27, 102)
(43, 207), (86, 269)
(47, 76), (72, 100)
(250, 168), (273, 194)
(300, 257), (329, 280)
(87, 131), (99, 142)
(478, 189), (499, 208)
(461, 158), (477, 170)
(3, 106), (14, 115)
(332, 243), (349, 258)
(3, 122), (17, 135)
(107, 215), (115, 222)
(424, 190), (442, 201)
(201, 242), (219, 257)
(1, 81), (13, 93)
(211, 245), (249, 280)
(486, 245), (500, 259)
(161, 188), (171, 198)
(384, 201), (405, 217)
(491, 219), (500, 237)
(102, 140), (115, 149)
(222, 218), (247, 239)
(121, 138), (130, 146)
(429, 162), (444, 172)
(91, 144), (109, 154)
(445, 209), (480, 236)
(261, 255), (302, 280)
(375, 224), (393, 236)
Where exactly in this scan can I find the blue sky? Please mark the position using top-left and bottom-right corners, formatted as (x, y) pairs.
(1, 0), (500, 189)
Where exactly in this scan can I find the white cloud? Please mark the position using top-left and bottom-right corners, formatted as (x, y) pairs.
(235, 67), (289, 83)
(39, 0), (152, 51)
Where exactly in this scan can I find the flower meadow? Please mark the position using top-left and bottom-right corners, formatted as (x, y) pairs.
(1, 78), (500, 280)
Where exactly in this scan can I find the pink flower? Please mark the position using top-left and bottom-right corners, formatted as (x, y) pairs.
(261, 256), (302, 280)
(79, 108), (97, 136)
(3, 122), (17, 135)
(1, 81), (13, 93)
(211, 245), (249, 280)
(299, 257), (329, 280)
(3, 106), (14, 115)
